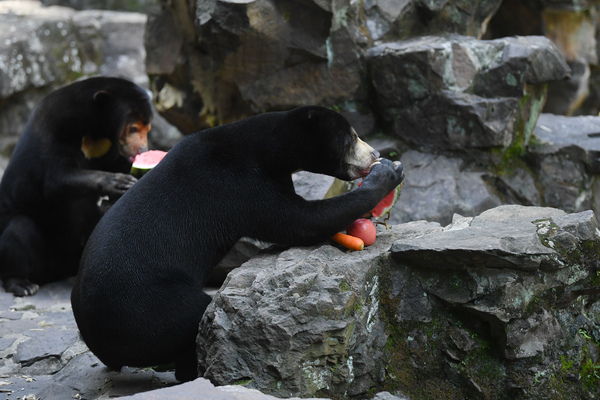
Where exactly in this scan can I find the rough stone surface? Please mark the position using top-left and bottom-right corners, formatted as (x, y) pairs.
(529, 113), (600, 216)
(198, 219), (441, 399)
(389, 150), (502, 226)
(0, 280), (179, 399)
(487, 0), (600, 115)
(115, 378), (323, 400)
(144, 0), (504, 129)
(41, 0), (159, 12)
(198, 205), (600, 399)
(366, 35), (570, 152)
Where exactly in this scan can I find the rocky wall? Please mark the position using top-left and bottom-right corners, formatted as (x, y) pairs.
(144, 0), (600, 225)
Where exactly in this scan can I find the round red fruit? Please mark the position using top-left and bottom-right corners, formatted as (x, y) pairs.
(346, 219), (376, 246)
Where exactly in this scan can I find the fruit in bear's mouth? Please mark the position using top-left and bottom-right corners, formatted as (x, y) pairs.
(131, 150), (167, 178)
(346, 218), (376, 246)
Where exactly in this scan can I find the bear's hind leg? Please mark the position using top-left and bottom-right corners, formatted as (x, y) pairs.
(175, 351), (199, 382)
(0, 215), (45, 296)
(174, 290), (213, 382)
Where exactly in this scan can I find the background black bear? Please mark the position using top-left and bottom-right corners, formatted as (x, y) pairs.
(0, 77), (153, 296)
(71, 106), (404, 382)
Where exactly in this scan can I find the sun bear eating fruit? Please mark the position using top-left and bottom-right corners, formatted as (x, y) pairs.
(0, 77), (153, 296)
(71, 106), (404, 382)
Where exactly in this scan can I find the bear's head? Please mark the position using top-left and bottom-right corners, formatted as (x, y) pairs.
(291, 107), (380, 181)
(80, 78), (153, 164)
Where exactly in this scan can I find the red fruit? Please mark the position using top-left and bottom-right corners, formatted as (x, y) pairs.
(346, 219), (376, 246)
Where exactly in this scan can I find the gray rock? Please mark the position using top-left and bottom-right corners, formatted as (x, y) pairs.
(0, 337), (15, 351)
(391, 150), (501, 226)
(530, 113), (600, 219)
(14, 328), (79, 369)
(373, 391), (410, 400)
(292, 171), (338, 201)
(199, 205), (600, 399)
(533, 113), (600, 174)
(391, 206), (567, 273)
(41, 0), (160, 13)
(197, 220), (442, 398)
(146, 0), (504, 130)
(366, 35), (570, 152)
(114, 377), (324, 400)
(0, 280), (179, 399)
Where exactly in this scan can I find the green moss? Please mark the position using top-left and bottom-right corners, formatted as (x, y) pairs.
(561, 355), (575, 373)
(495, 83), (548, 174)
(347, 297), (364, 317)
(581, 357), (600, 390)
(591, 269), (600, 287)
(339, 280), (350, 292)
(457, 334), (502, 391)
(534, 218), (560, 248)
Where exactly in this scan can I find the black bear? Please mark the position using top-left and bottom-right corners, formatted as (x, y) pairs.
(0, 77), (153, 296)
(71, 106), (404, 382)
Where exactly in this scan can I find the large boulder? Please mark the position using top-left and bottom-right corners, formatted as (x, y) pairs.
(198, 205), (600, 399)
(366, 35), (570, 153)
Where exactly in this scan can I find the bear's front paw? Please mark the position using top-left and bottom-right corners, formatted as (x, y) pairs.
(393, 160), (405, 185)
(4, 278), (39, 296)
(363, 158), (404, 190)
(101, 173), (138, 197)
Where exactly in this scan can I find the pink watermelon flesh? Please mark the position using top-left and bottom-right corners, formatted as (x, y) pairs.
(357, 181), (403, 220)
(371, 184), (402, 220)
(132, 150), (167, 169)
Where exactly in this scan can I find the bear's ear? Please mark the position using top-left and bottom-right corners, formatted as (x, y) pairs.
(93, 90), (113, 106)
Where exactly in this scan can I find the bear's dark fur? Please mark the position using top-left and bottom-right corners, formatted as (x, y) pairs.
(0, 77), (153, 296)
(71, 106), (404, 381)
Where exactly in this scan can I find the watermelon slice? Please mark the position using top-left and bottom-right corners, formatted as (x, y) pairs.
(357, 180), (403, 221)
(371, 182), (403, 220)
(131, 150), (167, 178)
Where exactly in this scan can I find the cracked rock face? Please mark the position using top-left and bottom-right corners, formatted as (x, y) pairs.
(198, 205), (600, 399)
(366, 35), (570, 152)
(145, 0), (504, 129)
